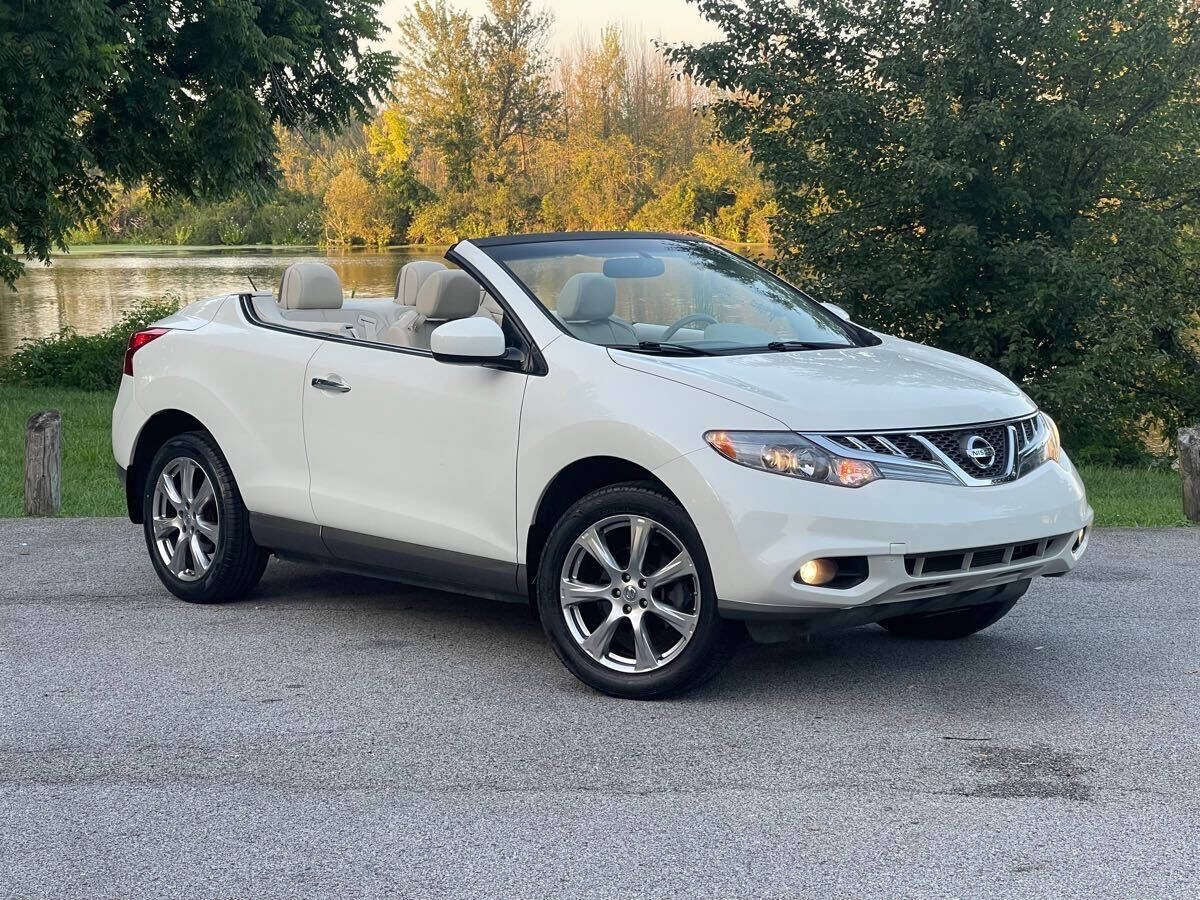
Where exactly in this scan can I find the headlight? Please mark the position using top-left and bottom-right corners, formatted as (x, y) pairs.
(704, 431), (880, 487)
(1017, 412), (1063, 476)
(1043, 412), (1062, 463)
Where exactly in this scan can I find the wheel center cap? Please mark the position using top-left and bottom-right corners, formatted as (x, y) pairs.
(622, 584), (639, 602)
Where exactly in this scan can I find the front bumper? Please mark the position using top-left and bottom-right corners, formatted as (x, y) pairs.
(655, 447), (1093, 619)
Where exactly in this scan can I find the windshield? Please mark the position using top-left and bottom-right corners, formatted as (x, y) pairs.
(478, 237), (865, 354)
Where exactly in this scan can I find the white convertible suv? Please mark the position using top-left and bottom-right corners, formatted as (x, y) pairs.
(113, 233), (1092, 698)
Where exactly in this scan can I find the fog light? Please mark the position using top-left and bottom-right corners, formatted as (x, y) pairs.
(797, 558), (838, 586)
(1072, 527), (1088, 553)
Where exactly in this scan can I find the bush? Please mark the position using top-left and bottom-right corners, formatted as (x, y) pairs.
(0, 296), (181, 391)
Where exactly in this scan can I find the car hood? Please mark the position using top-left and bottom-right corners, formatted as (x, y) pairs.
(608, 335), (1036, 432)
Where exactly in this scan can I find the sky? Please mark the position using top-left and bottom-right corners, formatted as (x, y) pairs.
(375, 0), (724, 50)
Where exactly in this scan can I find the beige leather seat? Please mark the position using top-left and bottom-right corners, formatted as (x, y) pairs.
(557, 273), (637, 344)
(395, 259), (503, 328)
(380, 269), (484, 349)
(251, 292), (358, 339)
(279, 262), (343, 318)
(276, 262), (383, 339)
(395, 259), (447, 306)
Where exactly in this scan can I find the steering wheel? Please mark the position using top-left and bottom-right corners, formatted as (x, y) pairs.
(660, 313), (718, 342)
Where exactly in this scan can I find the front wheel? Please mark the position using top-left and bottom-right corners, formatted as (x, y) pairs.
(142, 431), (269, 603)
(536, 483), (732, 699)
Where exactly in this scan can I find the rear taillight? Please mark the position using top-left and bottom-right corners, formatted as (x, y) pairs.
(123, 328), (169, 376)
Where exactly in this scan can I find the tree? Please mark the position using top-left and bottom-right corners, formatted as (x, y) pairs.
(632, 144), (775, 242)
(364, 107), (428, 238)
(673, 0), (1200, 458)
(0, 0), (396, 286)
(323, 161), (394, 247)
(477, 0), (558, 161)
(538, 136), (652, 230)
(394, 0), (482, 190)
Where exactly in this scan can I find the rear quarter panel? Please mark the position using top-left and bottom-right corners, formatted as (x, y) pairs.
(129, 296), (322, 523)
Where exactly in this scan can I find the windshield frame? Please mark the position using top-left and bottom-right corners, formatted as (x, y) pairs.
(470, 232), (876, 354)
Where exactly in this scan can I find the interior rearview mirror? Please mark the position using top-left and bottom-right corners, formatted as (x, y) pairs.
(430, 317), (508, 364)
(603, 256), (665, 278)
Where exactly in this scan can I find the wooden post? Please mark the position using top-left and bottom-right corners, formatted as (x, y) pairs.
(24, 410), (62, 517)
(1181, 425), (1200, 525)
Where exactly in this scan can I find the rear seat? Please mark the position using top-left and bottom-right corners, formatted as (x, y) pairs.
(250, 293), (359, 339)
(276, 262), (383, 340)
(253, 260), (504, 345)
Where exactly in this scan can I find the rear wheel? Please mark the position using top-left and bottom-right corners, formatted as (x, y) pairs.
(142, 431), (268, 603)
(877, 581), (1029, 639)
(536, 483), (732, 699)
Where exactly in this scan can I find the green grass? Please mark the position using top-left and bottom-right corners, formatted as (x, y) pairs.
(0, 385), (1194, 525)
(1, 387), (123, 517)
(1076, 463), (1190, 527)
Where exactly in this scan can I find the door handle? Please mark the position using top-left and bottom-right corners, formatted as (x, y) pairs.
(311, 376), (350, 393)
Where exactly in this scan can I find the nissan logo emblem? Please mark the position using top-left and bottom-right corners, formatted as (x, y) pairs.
(964, 435), (996, 468)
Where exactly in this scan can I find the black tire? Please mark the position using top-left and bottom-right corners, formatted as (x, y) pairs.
(877, 581), (1029, 640)
(536, 482), (732, 699)
(142, 431), (269, 604)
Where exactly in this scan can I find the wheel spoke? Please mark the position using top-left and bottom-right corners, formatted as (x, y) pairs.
(647, 551), (696, 591)
(192, 478), (215, 515)
(159, 471), (183, 509)
(194, 518), (218, 541)
(168, 535), (189, 575)
(560, 578), (613, 609)
(576, 526), (623, 582)
(630, 615), (659, 671)
(179, 460), (197, 503)
(626, 516), (653, 577)
(153, 515), (180, 539)
(190, 534), (211, 573)
(647, 598), (698, 638)
(581, 608), (624, 661)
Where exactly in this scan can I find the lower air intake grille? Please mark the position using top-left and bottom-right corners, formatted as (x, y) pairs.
(905, 534), (1072, 577)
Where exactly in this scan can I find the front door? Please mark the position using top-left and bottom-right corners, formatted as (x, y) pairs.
(302, 340), (528, 592)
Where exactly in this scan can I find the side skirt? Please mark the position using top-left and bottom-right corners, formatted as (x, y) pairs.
(249, 513), (526, 604)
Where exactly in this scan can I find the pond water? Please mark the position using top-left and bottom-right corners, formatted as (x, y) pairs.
(0, 246), (440, 357)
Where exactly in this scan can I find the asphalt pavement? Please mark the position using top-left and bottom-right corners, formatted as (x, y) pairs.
(1, 518), (1197, 898)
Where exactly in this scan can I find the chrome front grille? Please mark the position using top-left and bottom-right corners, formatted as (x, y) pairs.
(922, 422), (1012, 479)
(806, 414), (1047, 487)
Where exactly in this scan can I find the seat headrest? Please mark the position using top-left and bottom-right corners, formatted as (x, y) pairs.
(395, 259), (447, 306)
(558, 273), (616, 322)
(415, 270), (483, 321)
(279, 262), (343, 310)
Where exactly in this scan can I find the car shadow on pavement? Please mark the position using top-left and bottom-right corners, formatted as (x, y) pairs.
(250, 559), (1098, 707)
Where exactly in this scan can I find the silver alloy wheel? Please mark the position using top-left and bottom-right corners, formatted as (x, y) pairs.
(151, 457), (220, 582)
(560, 514), (701, 673)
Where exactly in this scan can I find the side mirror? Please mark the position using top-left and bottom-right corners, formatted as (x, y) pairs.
(822, 302), (851, 321)
(430, 316), (509, 364)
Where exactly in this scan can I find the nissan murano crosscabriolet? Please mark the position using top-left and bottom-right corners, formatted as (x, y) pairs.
(113, 233), (1092, 697)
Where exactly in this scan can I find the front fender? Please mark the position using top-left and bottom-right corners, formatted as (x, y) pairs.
(516, 340), (785, 564)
